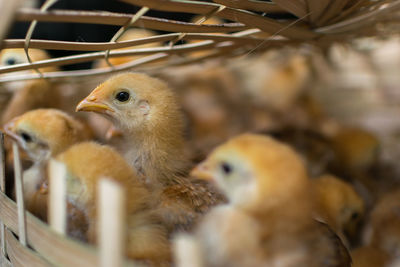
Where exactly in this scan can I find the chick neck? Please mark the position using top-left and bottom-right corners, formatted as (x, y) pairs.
(119, 108), (189, 188)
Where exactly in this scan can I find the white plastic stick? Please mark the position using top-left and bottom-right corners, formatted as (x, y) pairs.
(48, 159), (67, 235)
(98, 178), (125, 267)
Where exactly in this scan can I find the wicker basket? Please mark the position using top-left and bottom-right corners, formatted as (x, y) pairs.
(0, 0), (400, 266)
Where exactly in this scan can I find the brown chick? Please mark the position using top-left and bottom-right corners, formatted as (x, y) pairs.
(3, 109), (91, 220)
(55, 142), (171, 265)
(312, 174), (365, 246)
(76, 72), (224, 232)
(182, 134), (351, 267)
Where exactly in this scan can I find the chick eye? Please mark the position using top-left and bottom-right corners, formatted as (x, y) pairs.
(20, 132), (33, 143)
(5, 58), (16, 65)
(115, 91), (130, 102)
(350, 212), (360, 221)
(221, 162), (233, 175)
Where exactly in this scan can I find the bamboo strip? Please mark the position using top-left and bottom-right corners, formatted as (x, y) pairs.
(119, 0), (317, 39)
(0, 191), (133, 266)
(0, 39), (242, 75)
(271, 0), (308, 18)
(317, 0), (353, 26)
(15, 9), (247, 33)
(212, 0), (285, 13)
(98, 179), (126, 267)
(2, 33), (275, 51)
(307, 0), (332, 23)
(0, 255), (12, 267)
(0, 53), (169, 83)
(104, 6), (150, 67)
(0, 133), (6, 260)
(48, 160), (67, 236)
(24, 0), (59, 78)
(315, 0), (400, 34)
(5, 229), (52, 267)
(13, 142), (27, 247)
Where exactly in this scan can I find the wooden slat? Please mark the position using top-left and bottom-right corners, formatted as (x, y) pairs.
(119, 0), (317, 40)
(212, 0), (285, 13)
(0, 133), (6, 258)
(15, 9), (247, 33)
(5, 229), (52, 267)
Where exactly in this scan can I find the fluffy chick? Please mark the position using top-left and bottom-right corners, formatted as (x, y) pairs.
(55, 142), (171, 265)
(184, 134), (351, 267)
(312, 174), (365, 246)
(76, 72), (224, 232)
(3, 109), (91, 220)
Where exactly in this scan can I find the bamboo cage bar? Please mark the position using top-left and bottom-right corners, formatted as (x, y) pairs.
(98, 179), (126, 267)
(15, 9), (248, 32)
(12, 142), (27, 247)
(48, 160), (67, 236)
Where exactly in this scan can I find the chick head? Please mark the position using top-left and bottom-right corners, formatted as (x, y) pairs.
(0, 48), (54, 73)
(3, 109), (90, 162)
(332, 127), (380, 171)
(76, 73), (181, 133)
(313, 175), (364, 239)
(191, 134), (310, 213)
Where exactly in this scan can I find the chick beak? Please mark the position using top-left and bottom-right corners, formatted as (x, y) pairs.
(190, 162), (215, 182)
(2, 121), (21, 144)
(76, 95), (114, 114)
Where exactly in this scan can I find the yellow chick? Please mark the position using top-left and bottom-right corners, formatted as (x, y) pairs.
(184, 134), (351, 267)
(76, 72), (224, 232)
(3, 109), (91, 220)
(312, 174), (365, 246)
(55, 142), (171, 265)
(75, 72), (226, 231)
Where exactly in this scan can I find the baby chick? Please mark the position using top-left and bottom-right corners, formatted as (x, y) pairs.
(55, 142), (171, 265)
(185, 134), (351, 267)
(312, 174), (365, 246)
(3, 109), (91, 220)
(76, 72), (224, 232)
